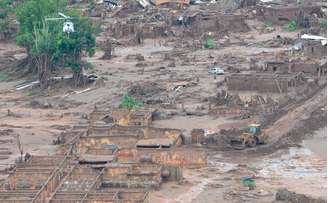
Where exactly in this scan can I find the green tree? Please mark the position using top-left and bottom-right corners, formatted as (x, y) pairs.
(16, 0), (66, 49)
(15, 0), (65, 88)
(30, 24), (57, 89)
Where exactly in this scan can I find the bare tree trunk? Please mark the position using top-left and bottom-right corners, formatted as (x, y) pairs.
(72, 53), (85, 87)
(101, 39), (114, 59)
(34, 54), (50, 89)
(73, 69), (84, 87)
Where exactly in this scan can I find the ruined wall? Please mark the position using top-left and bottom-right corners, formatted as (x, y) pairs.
(77, 135), (139, 153)
(303, 41), (327, 58)
(142, 127), (182, 141)
(226, 74), (291, 93)
(87, 126), (144, 137)
(102, 164), (162, 189)
(266, 62), (289, 74)
(191, 14), (250, 35)
(9, 172), (50, 190)
(80, 126), (184, 153)
(256, 5), (322, 25)
(290, 62), (319, 75)
(117, 148), (207, 168)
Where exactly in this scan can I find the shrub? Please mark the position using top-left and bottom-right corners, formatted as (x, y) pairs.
(119, 94), (143, 109)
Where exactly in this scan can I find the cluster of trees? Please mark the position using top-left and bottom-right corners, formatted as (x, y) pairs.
(1, 0), (97, 88)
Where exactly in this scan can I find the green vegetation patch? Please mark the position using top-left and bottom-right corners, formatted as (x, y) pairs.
(284, 20), (297, 32)
(119, 93), (143, 110)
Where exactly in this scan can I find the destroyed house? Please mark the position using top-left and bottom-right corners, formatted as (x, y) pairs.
(256, 5), (323, 25)
(226, 73), (304, 93)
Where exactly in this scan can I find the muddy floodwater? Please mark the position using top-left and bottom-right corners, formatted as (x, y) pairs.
(302, 127), (327, 160)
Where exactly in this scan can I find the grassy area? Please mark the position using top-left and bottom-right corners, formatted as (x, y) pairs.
(0, 71), (12, 82)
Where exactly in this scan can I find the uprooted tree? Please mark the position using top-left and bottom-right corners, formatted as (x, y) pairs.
(15, 0), (96, 88)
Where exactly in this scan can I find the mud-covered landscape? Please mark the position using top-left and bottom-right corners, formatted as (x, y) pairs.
(0, 0), (326, 202)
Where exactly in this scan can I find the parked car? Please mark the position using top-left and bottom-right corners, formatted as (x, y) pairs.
(208, 67), (224, 75)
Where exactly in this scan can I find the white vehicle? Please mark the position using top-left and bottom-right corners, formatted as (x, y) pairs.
(208, 67), (225, 75)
